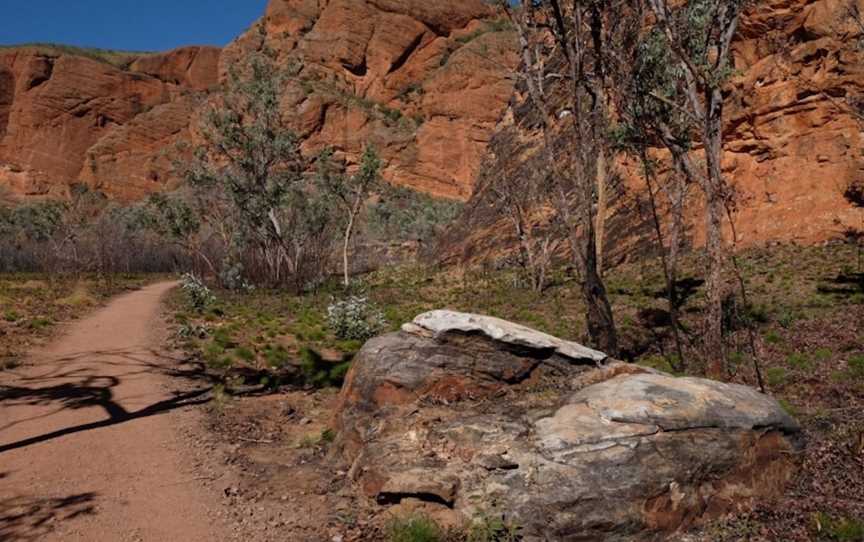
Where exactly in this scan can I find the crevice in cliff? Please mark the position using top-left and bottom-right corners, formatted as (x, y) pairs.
(26, 57), (55, 91)
(0, 70), (14, 138)
(388, 32), (425, 75)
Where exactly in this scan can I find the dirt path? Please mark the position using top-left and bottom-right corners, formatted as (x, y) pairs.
(0, 281), (224, 542)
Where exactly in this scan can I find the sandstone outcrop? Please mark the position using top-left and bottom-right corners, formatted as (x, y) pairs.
(334, 310), (803, 540)
(222, 0), (519, 198)
(2, 0), (862, 251)
(447, 0), (864, 263)
(0, 46), (218, 200)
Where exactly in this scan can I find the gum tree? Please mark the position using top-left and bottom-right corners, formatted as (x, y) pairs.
(316, 147), (383, 287)
(646, 0), (744, 376)
(501, 0), (627, 354)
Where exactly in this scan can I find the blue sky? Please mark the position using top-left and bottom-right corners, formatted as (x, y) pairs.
(0, 1), (269, 52)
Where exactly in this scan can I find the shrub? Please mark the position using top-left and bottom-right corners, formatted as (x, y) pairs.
(813, 512), (864, 541)
(849, 355), (864, 380)
(467, 513), (521, 542)
(181, 273), (215, 312)
(326, 296), (387, 341)
(764, 330), (783, 345)
(385, 514), (442, 542)
(766, 367), (787, 387)
(786, 352), (812, 370)
(299, 347), (350, 388)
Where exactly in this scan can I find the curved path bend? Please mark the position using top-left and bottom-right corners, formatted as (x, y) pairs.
(0, 281), (222, 541)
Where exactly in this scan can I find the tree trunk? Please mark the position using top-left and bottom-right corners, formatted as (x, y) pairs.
(582, 224), (619, 356)
(343, 212), (356, 288)
(595, 148), (608, 277)
(704, 97), (727, 378)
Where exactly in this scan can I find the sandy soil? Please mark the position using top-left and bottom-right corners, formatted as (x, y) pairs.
(0, 281), (226, 542)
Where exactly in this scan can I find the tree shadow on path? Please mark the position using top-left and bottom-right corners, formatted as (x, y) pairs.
(0, 348), (216, 454)
(0, 491), (98, 542)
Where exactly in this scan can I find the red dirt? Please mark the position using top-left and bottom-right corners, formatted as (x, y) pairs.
(0, 281), (225, 541)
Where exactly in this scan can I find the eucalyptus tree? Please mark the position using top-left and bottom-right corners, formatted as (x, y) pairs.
(316, 147), (383, 288)
(644, 0), (744, 376)
(500, 0), (635, 354)
(184, 50), (332, 289)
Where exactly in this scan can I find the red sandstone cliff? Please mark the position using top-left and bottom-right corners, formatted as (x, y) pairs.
(0, 45), (219, 200)
(448, 0), (864, 261)
(221, 0), (518, 198)
(1, 0), (862, 250)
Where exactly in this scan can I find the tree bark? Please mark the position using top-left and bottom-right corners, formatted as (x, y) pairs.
(703, 93), (727, 377)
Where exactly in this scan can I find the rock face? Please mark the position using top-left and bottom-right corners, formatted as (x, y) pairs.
(2, 0), (861, 250)
(222, 0), (518, 198)
(0, 1), (516, 201)
(446, 0), (864, 263)
(334, 310), (803, 541)
(0, 46), (219, 200)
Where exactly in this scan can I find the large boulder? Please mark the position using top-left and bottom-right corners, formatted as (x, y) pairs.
(334, 310), (803, 541)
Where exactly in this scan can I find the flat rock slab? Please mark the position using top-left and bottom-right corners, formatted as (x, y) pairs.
(405, 310), (608, 363)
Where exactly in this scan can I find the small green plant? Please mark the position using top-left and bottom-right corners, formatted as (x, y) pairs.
(264, 344), (292, 368)
(764, 330), (783, 345)
(766, 367), (787, 387)
(777, 398), (798, 417)
(3, 309), (19, 322)
(27, 317), (52, 330)
(777, 310), (796, 329)
(233, 346), (256, 363)
(299, 347), (350, 388)
(848, 355), (864, 380)
(180, 273), (215, 312)
(385, 514), (443, 542)
(786, 352), (812, 370)
(467, 512), (521, 542)
(813, 512), (864, 541)
(210, 383), (230, 412)
(813, 347), (833, 362)
(326, 296), (387, 341)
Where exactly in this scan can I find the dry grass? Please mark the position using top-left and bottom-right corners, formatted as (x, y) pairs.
(0, 274), (155, 368)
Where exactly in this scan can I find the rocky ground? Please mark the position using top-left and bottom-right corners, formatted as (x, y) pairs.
(165, 243), (863, 541)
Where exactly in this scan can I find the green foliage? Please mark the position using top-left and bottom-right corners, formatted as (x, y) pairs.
(233, 346), (256, 363)
(299, 347), (350, 388)
(369, 186), (463, 243)
(26, 317), (52, 330)
(766, 367), (787, 387)
(813, 512), (864, 541)
(467, 513), (521, 542)
(786, 352), (812, 370)
(264, 344), (292, 368)
(849, 355), (864, 380)
(181, 273), (215, 312)
(777, 309), (797, 329)
(777, 398), (798, 417)
(764, 330), (783, 345)
(385, 514), (443, 542)
(183, 50), (335, 289)
(139, 193), (201, 243)
(326, 296), (387, 341)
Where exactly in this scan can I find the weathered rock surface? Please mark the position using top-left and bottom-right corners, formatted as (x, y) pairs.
(222, 0), (519, 198)
(445, 0), (864, 263)
(0, 46), (218, 200)
(334, 310), (803, 541)
(0, 1), (517, 201)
